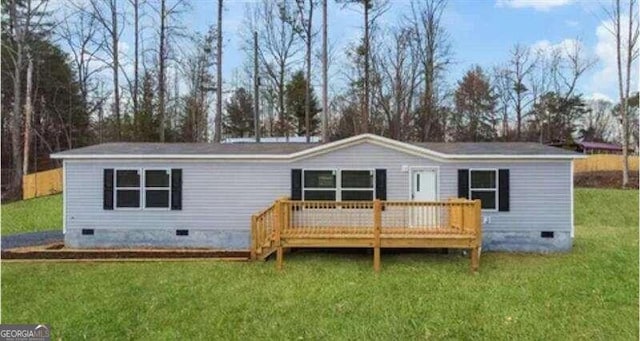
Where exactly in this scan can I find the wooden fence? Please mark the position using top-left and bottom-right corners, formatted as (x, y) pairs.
(574, 155), (639, 173)
(22, 168), (63, 200)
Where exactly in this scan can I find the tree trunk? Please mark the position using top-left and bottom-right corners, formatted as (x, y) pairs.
(158, 0), (167, 142)
(133, 0), (139, 137)
(613, 0), (628, 187)
(305, 1), (313, 142)
(322, 0), (328, 142)
(362, 1), (370, 134)
(22, 52), (34, 175)
(111, 0), (121, 140)
(10, 0), (24, 194)
(622, 0), (635, 187)
(214, 0), (223, 143)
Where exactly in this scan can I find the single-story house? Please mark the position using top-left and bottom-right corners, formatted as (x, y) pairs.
(51, 134), (583, 253)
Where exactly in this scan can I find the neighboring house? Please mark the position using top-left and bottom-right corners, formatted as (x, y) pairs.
(51, 134), (583, 252)
(549, 140), (634, 155)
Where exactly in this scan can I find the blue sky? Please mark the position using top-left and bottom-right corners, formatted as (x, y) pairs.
(179, 0), (628, 101)
(52, 0), (634, 103)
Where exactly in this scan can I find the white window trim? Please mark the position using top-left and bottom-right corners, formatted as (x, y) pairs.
(114, 168), (143, 210)
(302, 169), (338, 201)
(143, 168), (172, 210)
(302, 168), (376, 201)
(468, 168), (499, 212)
(113, 168), (173, 210)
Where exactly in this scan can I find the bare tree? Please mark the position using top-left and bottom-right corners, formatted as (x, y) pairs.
(59, 1), (108, 123)
(243, 1), (301, 138)
(580, 99), (615, 142)
(604, 0), (639, 187)
(408, 0), (453, 142)
(89, 0), (125, 140)
(152, 0), (188, 142)
(492, 66), (512, 140)
(292, 0), (317, 142)
(508, 44), (536, 141)
(3, 0), (50, 191)
(339, 0), (389, 134)
(371, 26), (420, 140)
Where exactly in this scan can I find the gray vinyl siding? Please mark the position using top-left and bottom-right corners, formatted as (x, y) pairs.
(64, 141), (572, 235)
(65, 160), (289, 232)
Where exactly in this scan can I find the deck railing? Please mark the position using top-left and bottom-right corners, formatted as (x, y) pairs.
(279, 199), (481, 237)
(251, 198), (482, 271)
(250, 202), (277, 260)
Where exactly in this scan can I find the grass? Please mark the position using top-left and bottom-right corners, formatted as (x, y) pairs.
(1, 194), (62, 235)
(1, 188), (638, 339)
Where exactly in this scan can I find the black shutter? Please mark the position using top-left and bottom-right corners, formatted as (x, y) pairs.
(498, 169), (510, 212)
(291, 169), (302, 200)
(375, 169), (387, 200)
(103, 169), (114, 210)
(171, 169), (182, 210)
(457, 169), (469, 199)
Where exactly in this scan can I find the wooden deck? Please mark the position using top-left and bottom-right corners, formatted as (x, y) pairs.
(251, 199), (482, 272)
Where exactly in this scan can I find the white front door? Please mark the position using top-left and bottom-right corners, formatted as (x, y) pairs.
(411, 169), (438, 228)
(412, 169), (437, 201)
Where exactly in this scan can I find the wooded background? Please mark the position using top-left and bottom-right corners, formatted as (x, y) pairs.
(2, 0), (638, 199)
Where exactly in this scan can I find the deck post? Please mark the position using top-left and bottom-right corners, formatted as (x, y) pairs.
(470, 200), (482, 273)
(275, 200), (284, 270)
(373, 199), (382, 272)
(250, 214), (258, 260)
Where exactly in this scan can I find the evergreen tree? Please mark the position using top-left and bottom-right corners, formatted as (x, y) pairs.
(524, 92), (589, 143)
(285, 71), (320, 136)
(223, 87), (254, 137)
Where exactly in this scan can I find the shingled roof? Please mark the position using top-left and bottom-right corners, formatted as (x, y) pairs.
(412, 142), (579, 156)
(53, 142), (320, 156)
(52, 134), (582, 159)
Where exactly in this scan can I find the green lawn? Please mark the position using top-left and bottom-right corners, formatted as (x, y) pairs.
(1, 194), (62, 235)
(1, 189), (638, 339)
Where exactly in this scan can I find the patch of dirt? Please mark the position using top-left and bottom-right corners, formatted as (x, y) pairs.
(574, 171), (639, 189)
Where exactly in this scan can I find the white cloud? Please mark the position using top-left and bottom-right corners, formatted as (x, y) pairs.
(589, 16), (639, 100)
(530, 38), (581, 57)
(496, 0), (574, 11)
(586, 92), (614, 102)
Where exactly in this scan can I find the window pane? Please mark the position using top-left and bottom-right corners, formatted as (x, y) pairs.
(342, 190), (374, 201)
(304, 171), (336, 188)
(471, 170), (496, 189)
(116, 170), (140, 187)
(341, 170), (373, 188)
(116, 190), (140, 207)
(146, 190), (170, 208)
(146, 170), (170, 187)
(471, 190), (496, 209)
(304, 190), (336, 201)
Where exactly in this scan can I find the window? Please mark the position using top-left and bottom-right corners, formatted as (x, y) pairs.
(115, 169), (141, 208)
(113, 169), (171, 209)
(469, 170), (497, 210)
(302, 169), (374, 201)
(341, 170), (374, 201)
(145, 170), (171, 208)
(303, 170), (336, 201)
